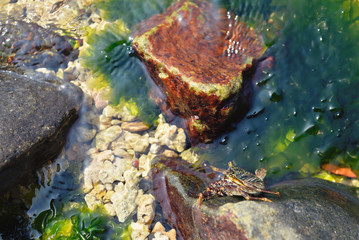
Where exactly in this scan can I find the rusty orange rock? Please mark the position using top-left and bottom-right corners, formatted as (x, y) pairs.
(132, 0), (266, 142)
(321, 163), (357, 178)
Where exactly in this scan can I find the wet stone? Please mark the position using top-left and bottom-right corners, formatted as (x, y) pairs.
(84, 194), (101, 211)
(0, 20), (78, 71)
(132, 0), (266, 142)
(104, 203), (116, 217)
(102, 105), (118, 119)
(152, 158), (359, 240)
(131, 222), (150, 240)
(76, 126), (97, 142)
(111, 185), (139, 222)
(83, 112), (189, 223)
(0, 69), (82, 193)
(151, 222), (177, 240)
(121, 121), (150, 132)
(95, 125), (122, 151)
(98, 160), (121, 184)
(113, 157), (133, 178)
(91, 149), (114, 162)
(154, 115), (187, 153)
(136, 194), (156, 225)
(112, 147), (132, 159)
(124, 131), (150, 153)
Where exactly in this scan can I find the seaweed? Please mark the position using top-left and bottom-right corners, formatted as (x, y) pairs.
(94, 0), (175, 28)
(81, 20), (160, 125)
(33, 200), (131, 239)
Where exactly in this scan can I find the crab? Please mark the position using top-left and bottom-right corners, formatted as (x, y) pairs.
(198, 162), (280, 205)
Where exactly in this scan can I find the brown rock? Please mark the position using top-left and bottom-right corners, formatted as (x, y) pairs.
(132, 0), (266, 142)
(151, 158), (208, 240)
(162, 149), (179, 158)
(121, 121), (150, 132)
(151, 158), (359, 240)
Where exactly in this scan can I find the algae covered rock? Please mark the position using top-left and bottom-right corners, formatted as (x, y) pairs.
(132, 0), (266, 142)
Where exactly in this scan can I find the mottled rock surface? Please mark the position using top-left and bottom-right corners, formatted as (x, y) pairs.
(0, 69), (82, 193)
(152, 158), (359, 240)
(132, 0), (266, 142)
(0, 20), (78, 71)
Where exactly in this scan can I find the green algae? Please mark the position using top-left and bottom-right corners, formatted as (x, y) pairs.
(81, 20), (160, 125)
(94, 0), (175, 27)
(33, 201), (130, 239)
(188, 0), (359, 183)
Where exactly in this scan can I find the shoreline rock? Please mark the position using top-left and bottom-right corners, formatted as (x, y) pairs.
(132, 0), (266, 142)
(151, 158), (359, 240)
(0, 69), (82, 193)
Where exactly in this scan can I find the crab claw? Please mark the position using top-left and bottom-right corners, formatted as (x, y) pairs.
(255, 168), (267, 180)
(198, 193), (203, 206)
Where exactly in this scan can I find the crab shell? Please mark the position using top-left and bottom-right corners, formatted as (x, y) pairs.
(225, 166), (267, 195)
(199, 165), (270, 203)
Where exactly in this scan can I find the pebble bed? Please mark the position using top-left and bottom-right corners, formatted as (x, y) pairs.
(72, 70), (193, 239)
(82, 108), (187, 239)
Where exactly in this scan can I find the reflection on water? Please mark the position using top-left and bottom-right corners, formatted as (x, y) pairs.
(1, 0), (359, 238)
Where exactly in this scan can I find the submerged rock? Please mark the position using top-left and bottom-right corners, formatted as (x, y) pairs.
(150, 222), (177, 240)
(0, 19), (78, 71)
(83, 110), (188, 223)
(132, 0), (266, 142)
(0, 69), (82, 193)
(152, 158), (359, 240)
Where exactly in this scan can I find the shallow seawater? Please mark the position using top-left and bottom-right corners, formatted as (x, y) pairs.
(1, 0), (359, 238)
(85, 0), (359, 179)
(202, 0), (359, 182)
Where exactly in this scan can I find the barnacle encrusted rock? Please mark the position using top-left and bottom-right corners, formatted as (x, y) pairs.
(132, 0), (266, 142)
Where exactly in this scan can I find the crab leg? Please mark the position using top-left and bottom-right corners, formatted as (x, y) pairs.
(241, 180), (280, 198)
(198, 186), (219, 206)
(235, 189), (274, 202)
(259, 189), (281, 197)
(245, 196), (273, 202)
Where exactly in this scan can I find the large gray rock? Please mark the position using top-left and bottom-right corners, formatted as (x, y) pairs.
(0, 68), (82, 193)
(152, 158), (359, 240)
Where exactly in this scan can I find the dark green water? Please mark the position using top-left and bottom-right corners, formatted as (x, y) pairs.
(1, 0), (359, 238)
(206, 0), (359, 180)
(84, 0), (359, 180)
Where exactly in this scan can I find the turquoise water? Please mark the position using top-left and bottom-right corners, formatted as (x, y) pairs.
(1, 0), (359, 238)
